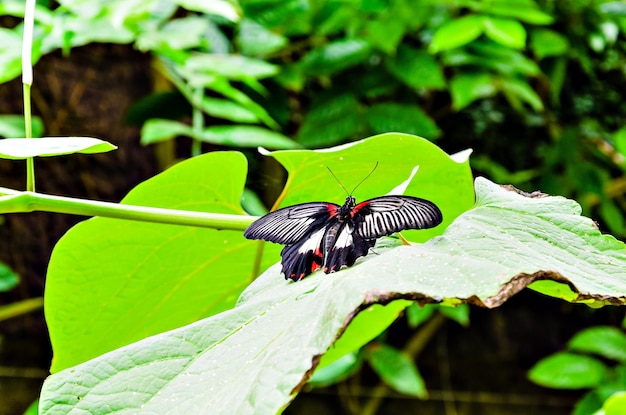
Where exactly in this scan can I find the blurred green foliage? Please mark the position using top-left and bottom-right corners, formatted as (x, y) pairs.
(2, 0), (624, 237)
(529, 326), (626, 414)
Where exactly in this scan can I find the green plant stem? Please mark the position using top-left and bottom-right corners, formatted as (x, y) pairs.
(0, 187), (254, 230)
(0, 296), (44, 322)
(24, 85), (35, 191)
(22, 0), (36, 192)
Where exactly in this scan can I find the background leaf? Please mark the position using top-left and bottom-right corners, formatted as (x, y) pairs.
(528, 352), (608, 389)
(429, 15), (484, 53)
(366, 343), (427, 398)
(568, 327), (626, 362)
(0, 137), (117, 159)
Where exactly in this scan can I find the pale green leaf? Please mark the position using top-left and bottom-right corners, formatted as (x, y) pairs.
(176, 0), (240, 21)
(0, 137), (116, 159)
(236, 18), (287, 56)
(482, 17), (527, 49)
(429, 15), (484, 53)
(140, 119), (193, 145)
(199, 126), (299, 149)
(200, 97), (260, 124)
(186, 53), (280, 80)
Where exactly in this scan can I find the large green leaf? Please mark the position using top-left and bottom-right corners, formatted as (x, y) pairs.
(40, 177), (626, 414)
(269, 133), (474, 243)
(44, 152), (274, 372)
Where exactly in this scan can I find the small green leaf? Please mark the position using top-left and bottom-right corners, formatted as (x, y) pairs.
(385, 45), (446, 90)
(201, 97), (260, 124)
(140, 119), (193, 145)
(439, 304), (470, 327)
(367, 344), (428, 398)
(483, 0), (554, 24)
(136, 16), (209, 51)
(530, 29), (569, 59)
(186, 53), (280, 80)
(300, 38), (371, 76)
(367, 103), (441, 140)
(604, 391), (626, 415)
(361, 18), (405, 54)
(0, 137), (117, 159)
(0, 262), (18, 292)
(529, 352), (608, 389)
(501, 77), (544, 111)
(0, 28), (25, 83)
(0, 115), (44, 138)
(236, 18), (287, 56)
(429, 15), (484, 53)
(568, 326), (626, 362)
(406, 303), (436, 328)
(310, 352), (362, 388)
(450, 72), (497, 110)
(482, 17), (527, 49)
(176, 0), (240, 21)
(199, 126), (299, 149)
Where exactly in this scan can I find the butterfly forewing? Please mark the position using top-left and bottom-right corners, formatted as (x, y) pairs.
(353, 196), (443, 239)
(243, 202), (338, 245)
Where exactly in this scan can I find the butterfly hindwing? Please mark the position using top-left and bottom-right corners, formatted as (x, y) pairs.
(280, 227), (326, 280)
(352, 195), (443, 239)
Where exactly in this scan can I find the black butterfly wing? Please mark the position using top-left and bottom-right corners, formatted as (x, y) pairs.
(244, 202), (339, 245)
(352, 195), (443, 239)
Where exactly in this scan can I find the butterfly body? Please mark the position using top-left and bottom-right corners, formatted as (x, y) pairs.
(244, 195), (442, 281)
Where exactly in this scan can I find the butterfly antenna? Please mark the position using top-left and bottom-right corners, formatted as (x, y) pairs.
(326, 166), (350, 196)
(349, 161), (379, 195)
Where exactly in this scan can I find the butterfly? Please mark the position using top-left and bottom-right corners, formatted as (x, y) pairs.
(244, 183), (442, 281)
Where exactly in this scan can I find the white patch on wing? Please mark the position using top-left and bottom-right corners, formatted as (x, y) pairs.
(297, 228), (325, 254)
(334, 226), (354, 249)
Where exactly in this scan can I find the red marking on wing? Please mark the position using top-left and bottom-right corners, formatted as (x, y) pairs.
(350, 200), (370, 217)
(327, 203), (339, 217)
